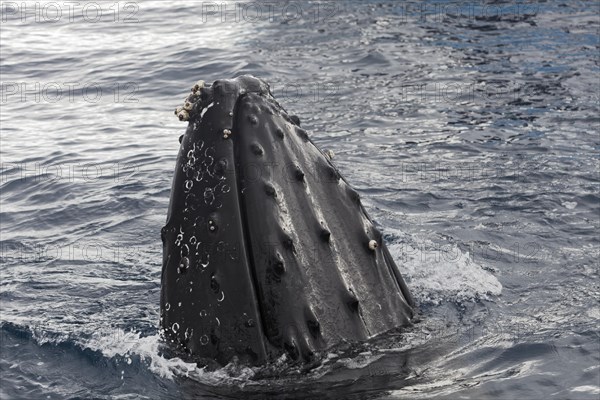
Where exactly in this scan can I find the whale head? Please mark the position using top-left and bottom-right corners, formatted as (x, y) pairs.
(160, 75), (413, 366)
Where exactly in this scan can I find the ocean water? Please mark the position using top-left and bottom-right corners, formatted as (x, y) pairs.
(1, 0), (598, 399)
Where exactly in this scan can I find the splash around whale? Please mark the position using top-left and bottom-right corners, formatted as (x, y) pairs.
(160, 75), (414, 367)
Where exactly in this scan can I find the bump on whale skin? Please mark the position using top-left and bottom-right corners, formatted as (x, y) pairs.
(160, 75), (414, 367)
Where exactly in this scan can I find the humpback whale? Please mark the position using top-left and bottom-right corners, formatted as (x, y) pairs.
(160, 76), (414, 367)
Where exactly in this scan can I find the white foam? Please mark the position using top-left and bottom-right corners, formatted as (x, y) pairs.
(85, 329), (259, 384)
(85, 330), (195, 380)
(336, 355), (384, 370)
(570, 386), (600, 394)
(387, 230), (502, 304)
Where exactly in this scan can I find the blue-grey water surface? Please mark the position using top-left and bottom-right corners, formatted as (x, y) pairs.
(1, 1), (599, 399)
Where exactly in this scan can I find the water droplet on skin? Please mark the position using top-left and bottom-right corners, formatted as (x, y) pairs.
(200, 310), (207, 317)
(204, 188), (215, 205)
(178, 302), (182, 307)
(178, 257), (189, 273)
(200, 335), (209, 345)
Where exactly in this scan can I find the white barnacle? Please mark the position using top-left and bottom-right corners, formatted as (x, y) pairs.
(183, 101), (193, 111)
(368, 240), (378, 251)
(192, 80), (205, 93)
(325, 149), (335, 159)
(174, 106), (183, 115)
(178, 110), (189, 121)
(171, 322), (179, 333)
(223, 128), (232, 139)
(217, 291), (225, 302)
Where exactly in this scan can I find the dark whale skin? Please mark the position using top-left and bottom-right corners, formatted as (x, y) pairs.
(160, 75), (413, 366)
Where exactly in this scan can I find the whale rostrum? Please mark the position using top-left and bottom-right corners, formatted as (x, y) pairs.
(160, 75), (414, 366)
